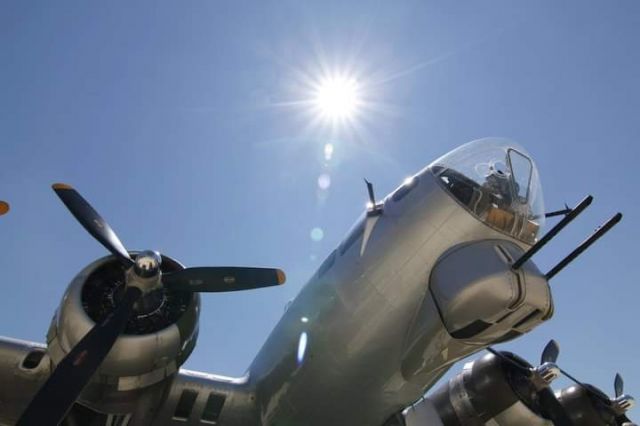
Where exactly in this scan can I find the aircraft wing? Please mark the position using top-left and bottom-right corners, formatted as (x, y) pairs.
(0, 336), (256, 426)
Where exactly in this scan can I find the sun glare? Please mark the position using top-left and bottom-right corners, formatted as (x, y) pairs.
(313, 75), (361, 122)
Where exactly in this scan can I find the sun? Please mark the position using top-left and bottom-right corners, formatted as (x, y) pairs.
(313, 75), (361, 122)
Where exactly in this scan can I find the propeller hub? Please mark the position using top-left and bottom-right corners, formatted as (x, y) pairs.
(134, 250), (162, 278)
(127, 251), (163, 294)
(533, 362), (561, 387)
(614, 394), (636, 413)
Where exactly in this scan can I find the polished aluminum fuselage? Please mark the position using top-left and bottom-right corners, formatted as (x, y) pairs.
(247, 169), (532, 426)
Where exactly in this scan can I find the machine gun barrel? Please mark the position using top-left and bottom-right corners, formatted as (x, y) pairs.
(512, 195), (593, 270)
(545, 212), (622, 280)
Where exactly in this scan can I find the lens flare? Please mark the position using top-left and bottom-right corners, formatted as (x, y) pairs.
(317, 174), (331, 190)
(310, 227), (324, 241)
(324, 143), (334, 161)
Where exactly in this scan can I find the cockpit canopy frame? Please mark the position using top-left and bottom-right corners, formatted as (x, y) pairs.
(429, 138), (545, 244)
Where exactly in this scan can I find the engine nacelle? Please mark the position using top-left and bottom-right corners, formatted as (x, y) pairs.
(422, 352), (636, 426)
(426, 352), (552, 425)
(46, 253), (200, 413)
(556, 384), (635, 426)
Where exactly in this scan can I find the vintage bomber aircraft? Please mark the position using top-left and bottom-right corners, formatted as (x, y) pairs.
(0, 138), (635, 426)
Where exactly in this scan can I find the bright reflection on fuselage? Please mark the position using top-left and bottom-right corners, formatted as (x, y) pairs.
(296, 332), (308, 366)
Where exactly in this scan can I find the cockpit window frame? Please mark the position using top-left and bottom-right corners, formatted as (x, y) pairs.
(426, 138), (545, 245)
(506, 148), (534, 204)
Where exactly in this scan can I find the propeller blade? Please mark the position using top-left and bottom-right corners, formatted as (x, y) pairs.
(615, 373), (624, 398)
(0, 200), (9, 216)
(558, 366), (618, 409)
(559, 367), (586, 387)
(52, 184), (133, 267)
(163, 267), (286, 293)
(537, 387), (574, 426)
(616, 414), (633, 425)
(485, 347), (530, 373)
(17, 286), (142, 426)
(541, 339), (560, 364)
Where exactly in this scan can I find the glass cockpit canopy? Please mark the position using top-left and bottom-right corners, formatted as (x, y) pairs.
(429, 138), (545, 244)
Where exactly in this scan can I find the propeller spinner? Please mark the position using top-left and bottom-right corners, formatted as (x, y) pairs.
(17, 184), (286, 426)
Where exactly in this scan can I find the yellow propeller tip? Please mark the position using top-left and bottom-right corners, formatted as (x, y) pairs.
(0, 201), (9, 216)
(277, 269), (286, 285)
(52, 183), (73, 190)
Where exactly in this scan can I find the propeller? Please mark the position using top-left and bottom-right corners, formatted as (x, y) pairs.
(558, 369), (635, 425)
(52, 184), (134, 267)
(17, 184), (286, 425)
(541, 339), (560, 364)
(508, 340), (635, 425)
(561, 368), (635, 421)
(17, 286), (141, 426)
(0, 200), (9, 216)
(163, 266), (285, 292)
(487, 340), (573, 426)
(616, 373), (625, 398)
(489, 341), (637, 425)
(611, 373), (636, 425)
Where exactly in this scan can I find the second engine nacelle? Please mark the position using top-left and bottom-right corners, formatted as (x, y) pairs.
(422, 351), (635, 426)
(426, 352), (552, 425)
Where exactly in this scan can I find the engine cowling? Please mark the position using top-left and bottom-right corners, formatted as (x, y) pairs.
(426, 352), (553, 425)
(46, 253), (200, 413)
(556, 384), (636, 426)
(423, 352), (635, 426)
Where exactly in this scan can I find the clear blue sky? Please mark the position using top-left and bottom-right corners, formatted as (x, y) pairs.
(2, 0), (639, 404)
